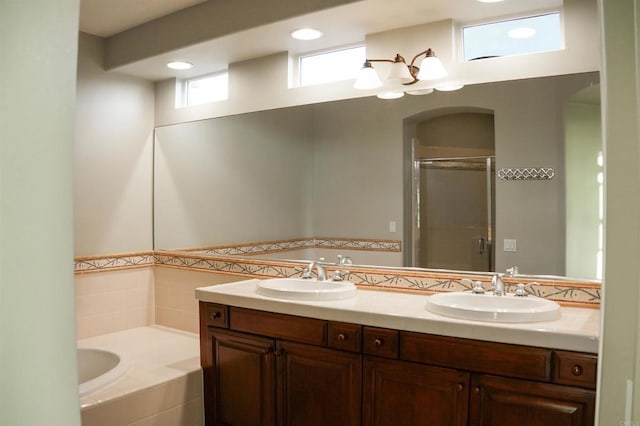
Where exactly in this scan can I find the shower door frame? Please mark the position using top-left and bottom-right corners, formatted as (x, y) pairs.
(411, 156), (495, 272)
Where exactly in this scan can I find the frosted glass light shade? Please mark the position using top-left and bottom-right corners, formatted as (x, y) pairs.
(435, 82), (464, 91)
(417, 56), (447, 80)
(354, 64), (382, 89)
(377, 91), (405, 99)
(385, 61), (413, 85)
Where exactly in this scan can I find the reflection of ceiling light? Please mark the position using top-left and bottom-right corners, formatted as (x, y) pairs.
(167, 61), (193, 70)
(290, 28), (323, 40)
(508, 27), (537, 38)
(354, 48), (451, 99)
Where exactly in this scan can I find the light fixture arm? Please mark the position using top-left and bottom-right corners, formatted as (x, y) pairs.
(362, 50), (438, 85)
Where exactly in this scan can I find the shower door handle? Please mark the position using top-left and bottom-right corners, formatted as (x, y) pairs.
(477, 237), (485, 255)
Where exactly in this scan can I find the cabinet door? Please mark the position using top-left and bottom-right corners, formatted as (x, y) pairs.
(363, 356), (469, 426)
(204, 328), (277, 426)
(277, 340), (362, 426)
(470, 374), (595, 426)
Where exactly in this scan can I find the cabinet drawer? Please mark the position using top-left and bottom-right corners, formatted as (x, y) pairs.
(328, 322), (362, 352)
(202, 302), (229, 328)
(401, 332), (552, 382)
(363, 327), (399, 359)
(553, 351), (597, 389)
(230, 307), (327, 346)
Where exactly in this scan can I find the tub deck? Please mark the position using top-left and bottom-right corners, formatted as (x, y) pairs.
(79, 325), (202, 425)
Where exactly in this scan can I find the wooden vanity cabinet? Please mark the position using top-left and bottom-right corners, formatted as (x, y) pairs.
(200, 304), (361, 426)
(202, 328), (277, 426)
(200, 302), (597, 426)
(469, 374), (595, 426)
(363, 356), (469, 426)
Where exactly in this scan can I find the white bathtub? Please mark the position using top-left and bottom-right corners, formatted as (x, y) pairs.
(79, 326), (203, 426)
(78, 348), (131, 398)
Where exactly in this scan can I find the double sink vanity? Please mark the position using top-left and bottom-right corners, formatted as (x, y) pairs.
(196, 274), (599, 426)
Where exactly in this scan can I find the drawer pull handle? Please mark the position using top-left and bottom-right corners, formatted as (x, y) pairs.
(374, 338), (383, 347)
(210, 311), (221, 320)
(338, 333), (347, 341)
(571, 364), (583, 376)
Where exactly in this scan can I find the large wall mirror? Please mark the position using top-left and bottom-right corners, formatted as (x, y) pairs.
(154, 71), (601, 281)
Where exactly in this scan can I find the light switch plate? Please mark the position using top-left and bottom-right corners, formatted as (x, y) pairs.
(504, 239), (517, 252)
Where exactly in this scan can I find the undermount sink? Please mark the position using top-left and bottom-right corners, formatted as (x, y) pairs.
(425, 291), (561, 323)
(256, 278), (357, 301)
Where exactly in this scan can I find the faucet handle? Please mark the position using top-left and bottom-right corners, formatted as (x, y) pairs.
(514, 283), (528, 297)
(471, 281), (485, 294)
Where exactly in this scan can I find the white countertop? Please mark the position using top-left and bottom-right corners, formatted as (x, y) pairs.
(196, 279), (600, 354)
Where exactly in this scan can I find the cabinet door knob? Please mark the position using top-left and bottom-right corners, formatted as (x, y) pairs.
(374, 338), (383, 346)
(456, 383), (464, 391)
(572, 364), (583, 376)
(338, 333), (347, 341)
(474, 386), (481, 394)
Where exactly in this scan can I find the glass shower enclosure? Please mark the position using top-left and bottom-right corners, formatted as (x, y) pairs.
(412, 156), (495, 272)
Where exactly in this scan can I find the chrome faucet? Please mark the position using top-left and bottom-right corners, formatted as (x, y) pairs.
(491, 274), (506, 296)
(506, 266), (519, 277)
(302, 260), (327, 281)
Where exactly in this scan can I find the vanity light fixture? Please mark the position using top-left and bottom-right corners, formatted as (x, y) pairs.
(290, 28), (323, 40)
(166, 61), (193, 70)
(353, 49), (459, 99)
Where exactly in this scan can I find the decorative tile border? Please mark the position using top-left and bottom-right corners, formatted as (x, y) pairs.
(314, 237), (401, 252)
(74, 252), (155, 274)
(183, 237), (401, 256)
(186, 238), (314, 256)
(153, 250), (601, 307)
(74, 250), (600, 307)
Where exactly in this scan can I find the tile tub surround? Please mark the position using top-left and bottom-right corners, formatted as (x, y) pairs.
(79, 326), (203, 426)
(196, 279), (600, 353)
(153, 267), (244, 334)
(76, 268), (155, 339)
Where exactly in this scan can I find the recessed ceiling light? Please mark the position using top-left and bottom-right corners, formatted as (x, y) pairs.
(290, 28), (323, 41)
(166, 61), (193, 70)
(508, 27), (537, 39)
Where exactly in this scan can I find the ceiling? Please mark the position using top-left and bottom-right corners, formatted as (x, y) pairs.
(79, 0), (563, 82)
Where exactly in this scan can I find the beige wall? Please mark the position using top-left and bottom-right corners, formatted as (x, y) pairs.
(75, 32), (155, 256)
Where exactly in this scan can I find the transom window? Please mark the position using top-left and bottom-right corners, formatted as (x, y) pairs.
(463, 12), (562, 62)
(298, 45), (366, 87)
(186, 72), (228, 106)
